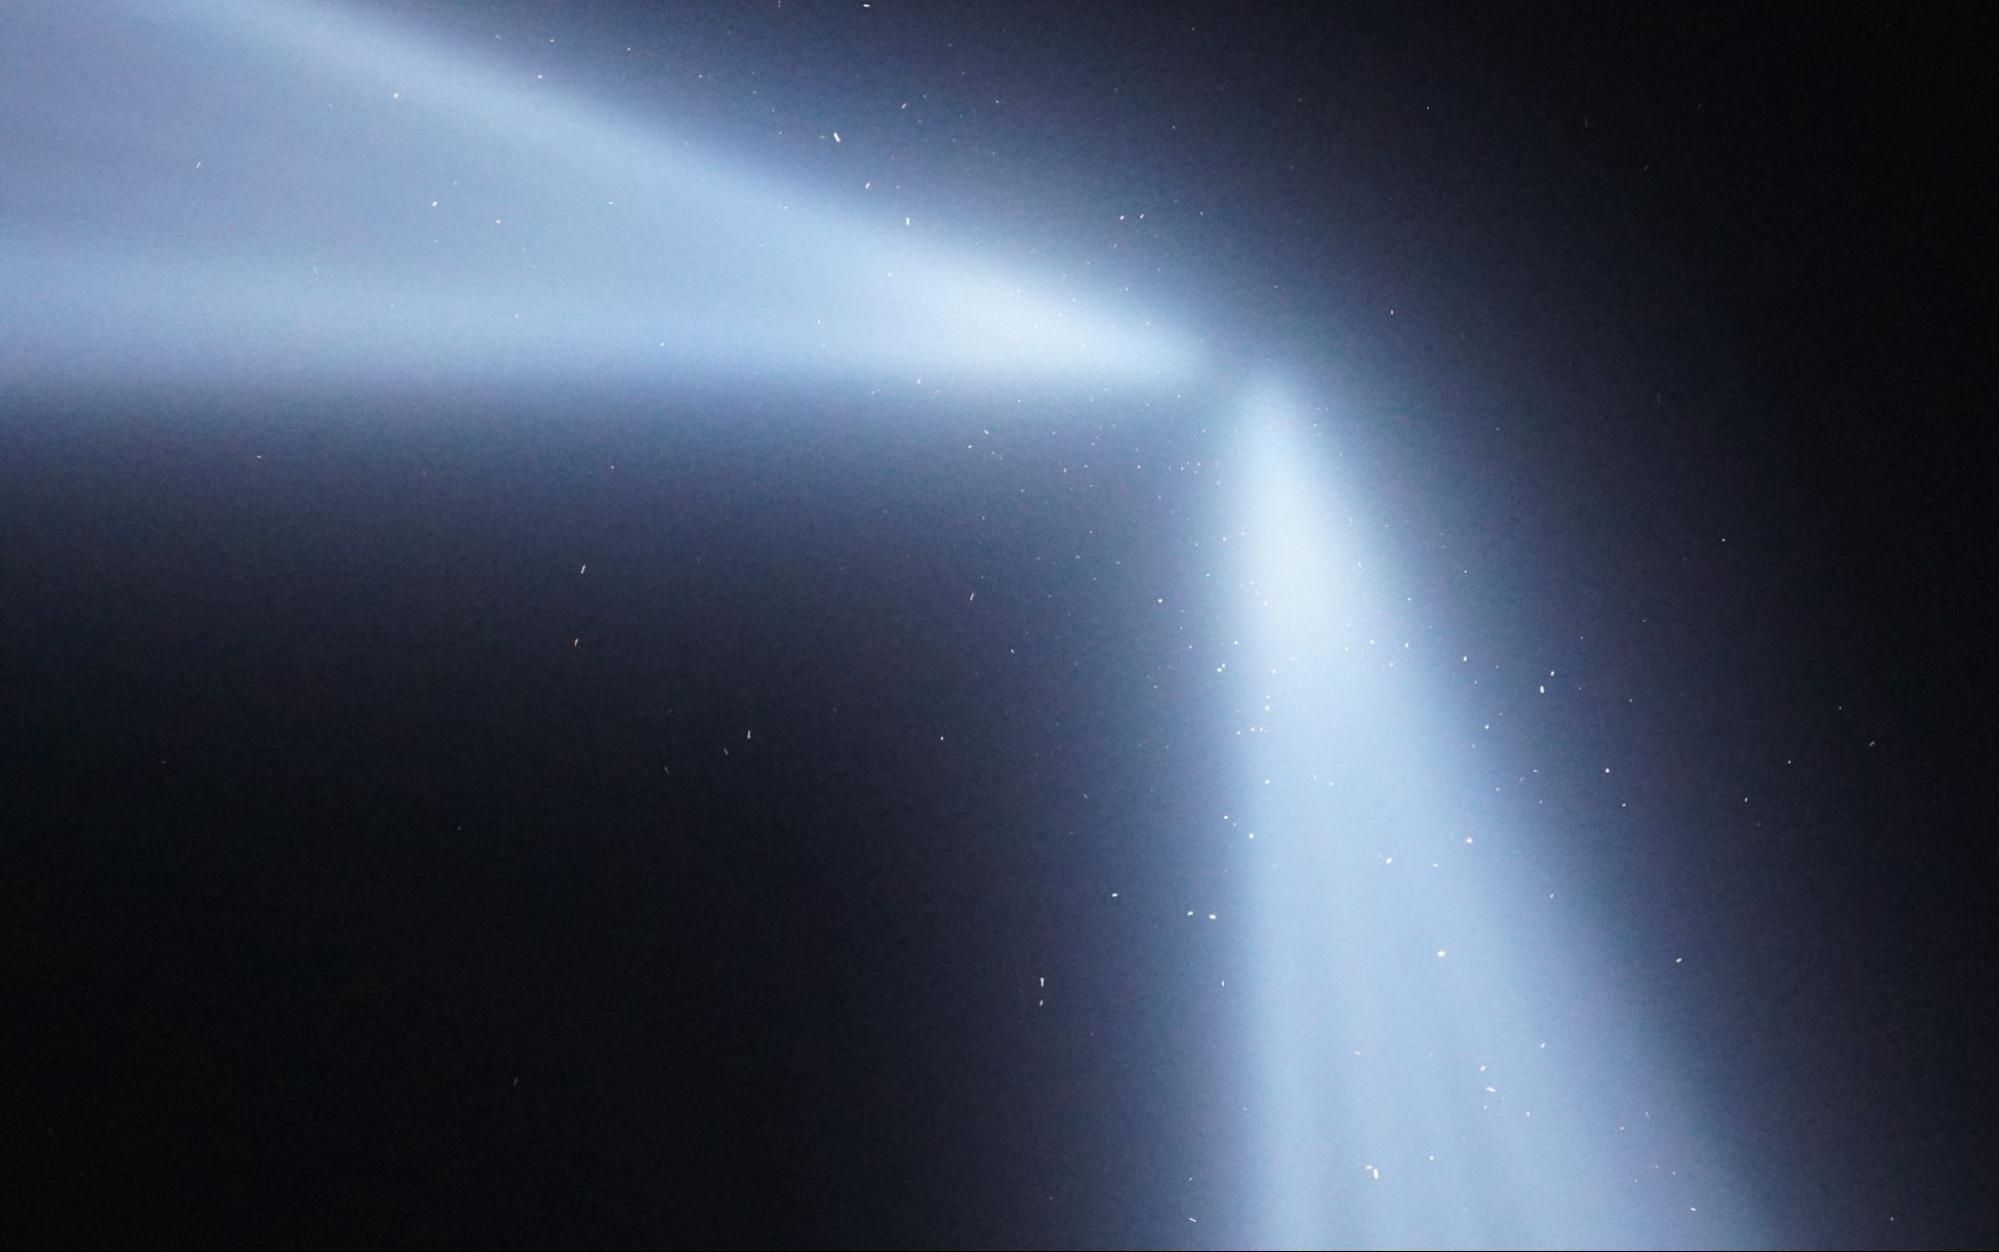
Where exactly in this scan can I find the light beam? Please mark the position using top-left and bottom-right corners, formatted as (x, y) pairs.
(0, 1), (1194, 390)
(1226, 387), (1764, 1249)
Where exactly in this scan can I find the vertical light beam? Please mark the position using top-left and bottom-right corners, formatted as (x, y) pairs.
(1227, 387), (1763, 1250)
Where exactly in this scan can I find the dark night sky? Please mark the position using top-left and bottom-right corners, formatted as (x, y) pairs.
(3, 4), (1992, 1249)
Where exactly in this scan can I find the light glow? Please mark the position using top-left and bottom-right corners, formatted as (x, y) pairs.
(0, 1), (1193, 390)
(1227, 389), (1761, 1249)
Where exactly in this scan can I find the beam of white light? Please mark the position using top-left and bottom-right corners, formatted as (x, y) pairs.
(1227, 388), (1764, 1249)
(0, 2), (1193, 389)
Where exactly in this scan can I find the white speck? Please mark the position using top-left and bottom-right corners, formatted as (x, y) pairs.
(579, 564), (587, 574)
(1436, 949), (1448, 958)
(832, 131), (842, 143)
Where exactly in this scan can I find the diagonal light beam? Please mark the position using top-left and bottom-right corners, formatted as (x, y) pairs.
(0, 1), (1195, 389)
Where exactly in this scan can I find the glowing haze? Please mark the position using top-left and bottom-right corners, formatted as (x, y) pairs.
(1, 4), (1767, 1247)
(1226, 390), (1764, 1248)
(0, 1), (1193, 389)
